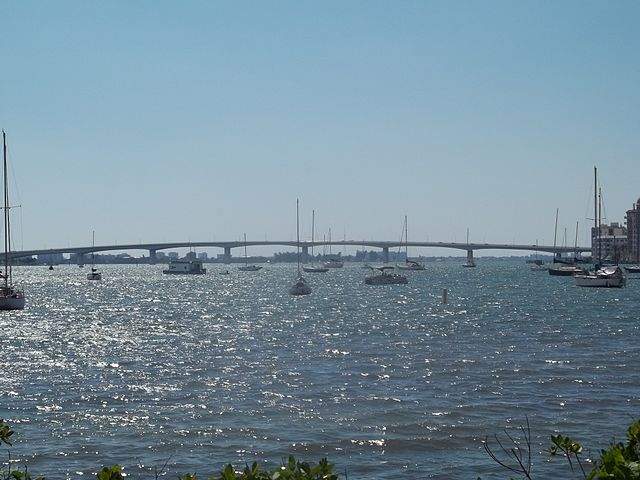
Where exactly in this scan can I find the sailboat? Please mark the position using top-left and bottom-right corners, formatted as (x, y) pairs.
(303, 210), (329, 273)
(289, 199), (312, 296)
(86, 230), (102, 280)
(462, 227), (476, 268)
(0, 131), (26, 310)
(396, 215), (425, 270)
(238, 233), (262, 271)
(530, 240), (546, 271)
(323, 228), (344, 268)
(575, 167), (625, 288)
(548, 209), (584, 277)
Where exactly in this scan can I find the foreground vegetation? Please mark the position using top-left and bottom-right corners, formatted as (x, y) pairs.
(2, 418), (639, 479)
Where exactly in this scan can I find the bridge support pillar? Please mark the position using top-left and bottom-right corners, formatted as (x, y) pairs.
(77, 253), (86, 266)
(382, 246), (389, 263)
(466, 249), (474, 264)
(223, 246), (232, 264)
(149, 249), (157, 264)
(301, 245), (309, 261)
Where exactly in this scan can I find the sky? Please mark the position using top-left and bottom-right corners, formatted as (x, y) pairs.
(2, 1), (639, 256)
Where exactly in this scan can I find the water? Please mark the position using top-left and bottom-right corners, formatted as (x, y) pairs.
(1, 261), (639, 479)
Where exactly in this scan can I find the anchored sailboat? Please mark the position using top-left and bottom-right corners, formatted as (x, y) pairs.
(396, 215), (425, 271)
(86, 230), (102, 280)
(303, 209), (329, 273)
(0, 131), (25, 310)
(289, 199), (312, 296)
(462, 227), (476, 268)
(323, 228), (343, 268)
(575, 167), (625, 288)
(238, 233), (262, 271)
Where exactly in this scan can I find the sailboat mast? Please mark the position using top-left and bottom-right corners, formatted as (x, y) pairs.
(574, 221), (579, 258)
(311, 210), (315, 258)
(598, 187), (602, 265)
(3, 131), (9, 288)
(553, 208), (559, 249)
(466, 227), (470, 245)
(329, 228), (332, 255)
(244, 233), (248, 264)
(405, 215), (408, 260)
(92, 230), (95, 266)
(593, 166), (598, 265)
(296, 199), (300, 275)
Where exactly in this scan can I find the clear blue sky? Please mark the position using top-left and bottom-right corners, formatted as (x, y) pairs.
(3, 1), (639, 255)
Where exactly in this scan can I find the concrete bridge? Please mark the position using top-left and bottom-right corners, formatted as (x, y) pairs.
(8, 240), (591, 265)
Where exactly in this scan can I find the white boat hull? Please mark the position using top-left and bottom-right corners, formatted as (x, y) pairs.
(396, 263), (426, 271)
(575, 275), (625, 288)
(238, 265), (262, 271)
(575, 266), (626, 288)
(303, 266), (329, 273)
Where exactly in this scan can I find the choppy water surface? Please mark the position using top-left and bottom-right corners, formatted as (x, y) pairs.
(1, 261), (639, 479)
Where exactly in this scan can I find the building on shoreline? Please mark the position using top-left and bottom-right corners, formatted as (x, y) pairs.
(592, 222), (627, 262)
(626, 198), (640, 263)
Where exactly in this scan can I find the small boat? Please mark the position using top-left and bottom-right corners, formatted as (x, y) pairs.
(86, 231), (102, 280)
(397, 259), (427, 270)
(624, 265), (640, 273)
(290, 199), (312, 296)
(530, 263), (547, 271)
(163, 259), (207, 275)
(303, 266), (330, 273)
(48, 265), (54, 271)
(575, 167), (626, 289)
(548, 263), (584, 276)
(323, 228), (344, 268)
(238, 233), (262, 271)
(0, 131), (25, 310)
(575, 266), (626, 288)
(396, 215), (426, 270)
(303, 209), (329, 274)
(87, 267), (102, 281)
(219, 269), (231, 275)
(462, 228), (476, 268)
(365, 266), (408, 285)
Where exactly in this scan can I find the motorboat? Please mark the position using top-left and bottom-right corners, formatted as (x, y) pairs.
(575, 266), (626, 288)
(624, 265), (640, 273)
(365, 266), (408, 285)
(219, 269), (231, 275)
(0, 131), (25, 310)
(289, 199), (312, 296)
(163, 259), (207, 275)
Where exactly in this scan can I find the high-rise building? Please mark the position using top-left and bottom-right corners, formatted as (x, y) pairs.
(591, 222), (627, 262)
(626, 198), (640, 262)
